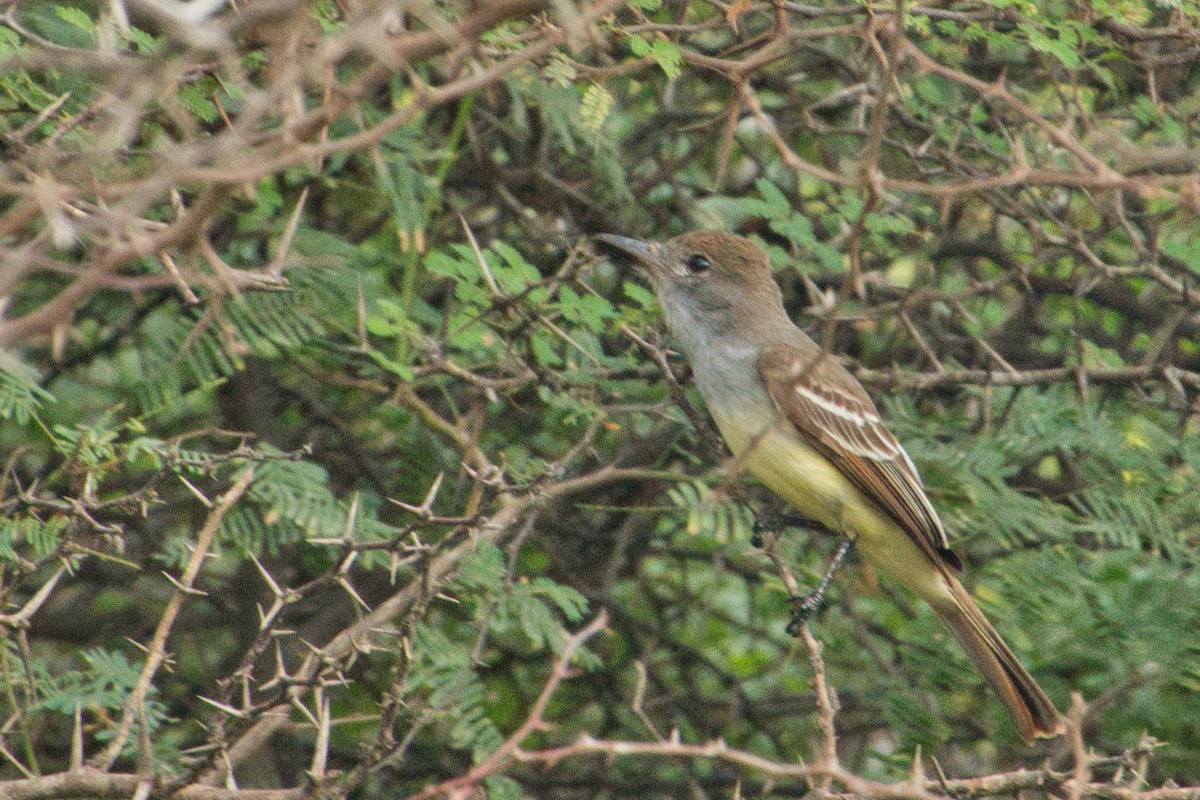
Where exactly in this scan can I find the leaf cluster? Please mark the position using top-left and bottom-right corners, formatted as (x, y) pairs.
(1, 0), (1199, 797)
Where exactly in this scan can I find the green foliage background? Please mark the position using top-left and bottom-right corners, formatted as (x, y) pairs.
(1, 0), (1199, 797)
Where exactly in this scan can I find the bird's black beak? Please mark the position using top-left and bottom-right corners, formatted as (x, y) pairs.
(594, 234), (661, 271)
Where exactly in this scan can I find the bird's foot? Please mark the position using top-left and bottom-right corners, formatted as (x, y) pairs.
(786, 592), (827, 636)
(783, 536), (855, 637)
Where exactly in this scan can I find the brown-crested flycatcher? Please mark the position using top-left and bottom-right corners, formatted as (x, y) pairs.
(597, 230), (1061, 742)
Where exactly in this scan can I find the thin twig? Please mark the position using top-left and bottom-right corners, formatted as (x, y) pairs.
(409, 610), (610, 799)
(96, 468), (255, 770)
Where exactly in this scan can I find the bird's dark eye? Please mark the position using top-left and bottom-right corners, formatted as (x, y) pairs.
(686, 254), (712, 274)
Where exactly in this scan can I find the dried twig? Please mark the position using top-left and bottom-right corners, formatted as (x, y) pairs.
(96, 468), (255, 770)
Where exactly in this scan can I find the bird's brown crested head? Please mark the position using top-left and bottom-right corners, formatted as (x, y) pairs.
(595, 229), (786, 352)
(595, 230), (773, 293)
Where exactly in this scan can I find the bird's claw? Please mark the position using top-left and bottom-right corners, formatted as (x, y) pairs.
(786, 592), (826, 636)
(783, 536), (854, 636)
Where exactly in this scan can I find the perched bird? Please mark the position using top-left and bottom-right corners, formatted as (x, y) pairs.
(597, 230), (1061, 743)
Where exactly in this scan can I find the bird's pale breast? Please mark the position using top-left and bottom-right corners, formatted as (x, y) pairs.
(709, 403), (952, 604)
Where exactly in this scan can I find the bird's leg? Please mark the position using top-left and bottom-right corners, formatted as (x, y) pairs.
(786, 536), (854, 636)
(748, 508), (850, 631)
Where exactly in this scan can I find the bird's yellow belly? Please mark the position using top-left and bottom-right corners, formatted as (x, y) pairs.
(711, 406), (948, 602)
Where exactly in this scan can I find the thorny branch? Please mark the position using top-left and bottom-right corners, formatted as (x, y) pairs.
(2, 0), (1199, 798)
(409, 610), (610, 800)
(96, 468), (256, 769)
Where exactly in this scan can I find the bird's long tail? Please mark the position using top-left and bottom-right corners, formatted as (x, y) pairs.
(934, 576), (1062, 743)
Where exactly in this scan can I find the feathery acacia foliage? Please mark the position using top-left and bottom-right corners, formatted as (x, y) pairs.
(1, 0), (1199, 798)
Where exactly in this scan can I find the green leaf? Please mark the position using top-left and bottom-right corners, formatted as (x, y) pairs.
(179, 84), (218, 124)
(0, 349), (54, 423)
(623, 281), (656, 308)
(514, 593), (558, 650)
(485, 775), (523, 800)
(754, 178), (792, 219)
(1160, 216), (1200, 266)
(543, 52), (577, 87)
(558, 285), (615, 330)
(454, 541), (506, 593)
(54, 5), (94, 33)
(366, 298), (409, 336)
(527, 577), (588, 623)
(126, 25), (159, 53)
(647, 39), (682, 79)
(580, 83), (614, 132)
(366, 349), (415, 381)
(1020, 23), (1081, 68)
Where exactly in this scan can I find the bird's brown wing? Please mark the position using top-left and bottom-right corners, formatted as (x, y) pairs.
(759, 344), (961, 572)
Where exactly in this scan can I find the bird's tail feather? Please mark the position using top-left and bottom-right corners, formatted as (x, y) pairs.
(936, 577), (1062, 744)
